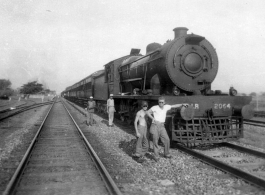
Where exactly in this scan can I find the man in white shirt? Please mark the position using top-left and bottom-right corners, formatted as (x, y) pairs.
(107, 94), (115, 127)
(147, 96), (188, 161)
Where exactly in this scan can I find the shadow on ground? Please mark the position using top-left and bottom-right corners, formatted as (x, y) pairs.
(118, 139), (155, 162)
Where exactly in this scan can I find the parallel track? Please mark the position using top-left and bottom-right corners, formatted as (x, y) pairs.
(244, 119), (265, 127)
(254, 111), (265, 118)
(65, 97), (265, 191)
(174, 142), (265, 190)
(3, 99), (122, 195)
(0, 102), (54, 121)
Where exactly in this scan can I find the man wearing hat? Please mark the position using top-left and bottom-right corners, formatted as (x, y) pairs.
(85, 96), (96, 126)
(107, 94), (115, 127)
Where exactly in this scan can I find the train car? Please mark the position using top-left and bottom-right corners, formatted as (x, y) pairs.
(64, 70), (109, 107)
(93, 70), (108, 113)
(64, 27), (254, 146)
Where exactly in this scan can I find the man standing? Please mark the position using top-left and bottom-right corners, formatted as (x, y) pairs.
(147, 96), (188, 161)
(85, 96), (96, 126)
(133, 101), (149, 163)
(107, 94), (115, 127)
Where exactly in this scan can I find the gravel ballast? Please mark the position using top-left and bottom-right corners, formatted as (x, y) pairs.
(0, 103), (51, 192)
(65, 100), (265, 195)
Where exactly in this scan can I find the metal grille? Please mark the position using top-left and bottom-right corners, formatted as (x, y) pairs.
(171, 116), (243, 146)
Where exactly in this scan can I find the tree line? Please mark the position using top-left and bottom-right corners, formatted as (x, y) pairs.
(0, 79), (12, 97)
(0, 79), (46, 98)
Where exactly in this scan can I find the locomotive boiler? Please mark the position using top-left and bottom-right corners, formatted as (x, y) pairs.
(119, 27), (218, 96)
(64, 27), (254, 146)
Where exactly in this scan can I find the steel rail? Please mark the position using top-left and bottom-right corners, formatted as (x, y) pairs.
(220, 142), (265, 158)
(240, 119), (265, 127)
(0, 101), (40, 114)
(244, 119), (265, 124)
(2, 100), (55, 195)
(174, 143), (265, 190)
(62, 99), (122, 195)
(244, 122), (265, 127)
(0, 101), (54, 121)
(254, 111), (265, 118)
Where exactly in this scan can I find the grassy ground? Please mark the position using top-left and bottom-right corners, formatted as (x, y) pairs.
(0, 96), (20, 107)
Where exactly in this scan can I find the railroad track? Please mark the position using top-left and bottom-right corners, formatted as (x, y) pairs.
(0, 101), (34, 114)
(0, 99), (47, 113)
(244, 119), (265, 127)
(65, 98), (265, 192)
(0, 100), (27, 110)
(254, 111), (265, 118)
(174, 142), (265, 190)
(0, 101), (54, 121)
(2, 99), (121, 195)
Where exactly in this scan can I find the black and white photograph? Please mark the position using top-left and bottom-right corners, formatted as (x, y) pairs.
(1, 0), (265, 194)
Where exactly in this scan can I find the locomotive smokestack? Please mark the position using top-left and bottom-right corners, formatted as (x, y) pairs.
(173, 27), (188, 39)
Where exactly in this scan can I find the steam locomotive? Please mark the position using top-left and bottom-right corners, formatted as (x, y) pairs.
(63, 27), (253, 146)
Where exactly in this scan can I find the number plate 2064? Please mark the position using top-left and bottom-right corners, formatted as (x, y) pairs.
(214, 103), (231, 109)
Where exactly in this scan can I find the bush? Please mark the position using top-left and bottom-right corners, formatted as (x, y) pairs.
(0, 89), (13, 99)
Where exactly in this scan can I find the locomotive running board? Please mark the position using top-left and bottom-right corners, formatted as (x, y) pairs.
(173, 143), (265, 190)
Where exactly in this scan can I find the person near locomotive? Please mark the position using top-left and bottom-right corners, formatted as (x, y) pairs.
(107, 94), (115, 127)
(147, 96), (188, 161)
(133, 101), (149, 163)
(85, 96), (96, 126)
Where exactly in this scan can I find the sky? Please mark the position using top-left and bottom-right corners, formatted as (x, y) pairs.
(0, 0), (265, 94)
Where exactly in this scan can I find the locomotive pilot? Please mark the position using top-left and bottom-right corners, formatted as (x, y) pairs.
(133, 101), (149, 163)
(147, 96), (188, 162)
(107, 94), (116, 127)
(85, 96), (96, 126)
